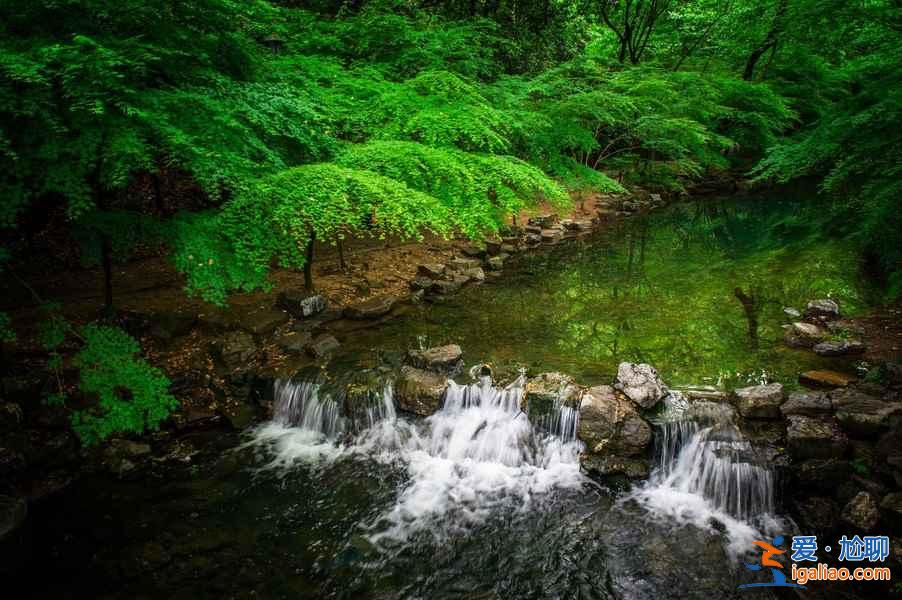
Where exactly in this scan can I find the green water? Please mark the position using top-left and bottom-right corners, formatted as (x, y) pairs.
(340, 193), (879, 389)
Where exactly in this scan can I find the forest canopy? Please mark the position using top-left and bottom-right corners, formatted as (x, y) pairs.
(1, 0), (900, 442)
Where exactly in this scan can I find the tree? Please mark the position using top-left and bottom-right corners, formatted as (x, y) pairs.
(598, 0), (677, 64)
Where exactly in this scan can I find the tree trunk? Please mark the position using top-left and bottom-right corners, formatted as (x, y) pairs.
(304, 231), (316, 291)
(734, 287), (759, 348)
(337, 238), (347, 271)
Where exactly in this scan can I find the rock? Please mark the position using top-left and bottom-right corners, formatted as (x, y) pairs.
(794, 459), (853, 494)
(147, 311), (196, 342)
(0, 495), (27, 544)
(460, 245), (485, 258)
(500, 243), (518, 254)
(523, 372), (582, 418)
(486, 256), (505, 271)
(805, 299), (841, 322)
(485, 240), (502, 256)
(525, 232), (542, 245)
(528, 214), (559, 228)
(842, 492), (880, 531)
(880, 492), (902, 532)
(306, 334), (340, 358)
(238, 307), (289, 336)
(794, 496), (840, 534)
(277, 290), (327, 319)
(684, 389), (729, 402)
(273, 330), (313, 355)
(578, 385), (652, 457)
(781, 391), (832, 417)
(613, 363), (667, 410)
(831, 388), (902, 437)
(212, 331), (257, 370)
(445, 257), (481, 272)
(417, 263), (445, 279)
(430, 278), (466, 296)
(460, 266), (485, 283)
(732, 383), (784, 419)
(0, 447), (25, 477)
(783, 322), (828, 348)
(344, 295), (397, 320)
(800, 370), (856, 388)
(406, 344), (463, 375)
(540, 229), (563, 243)
(783, 307), (801, 319)
(813, 340), (867, 357)
(108, 439), (152, 458)
(410, 276), (434, 291)
(581, 454), (649, 479)
(395, 366), (448, 416)
(786, 416), (848, 460)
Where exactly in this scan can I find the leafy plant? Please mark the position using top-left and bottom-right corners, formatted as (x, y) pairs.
(70, 325), (177, 446)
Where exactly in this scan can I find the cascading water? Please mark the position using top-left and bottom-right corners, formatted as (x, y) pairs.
(630, 395), (781, 556)
(250, 368), (586, 544)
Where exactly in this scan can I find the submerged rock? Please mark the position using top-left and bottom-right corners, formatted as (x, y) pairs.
(277, 290), (327, 319)
(613, 363), (667, 410)
(578, 385), (651, 456)
(406, 344), (463, 375)
(395, 366), (448, 416)
(786, 415), (848, 460)
(344, 295), (397, 320)
(732, 383), (784, 419)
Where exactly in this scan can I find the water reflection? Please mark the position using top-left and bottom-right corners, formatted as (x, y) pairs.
(342, 194), (877, 388)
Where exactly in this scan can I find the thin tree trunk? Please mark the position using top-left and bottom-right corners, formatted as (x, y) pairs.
(304, 230), (316, 291)
(337, 238), (347, 271)
(734, 287), (759, 348)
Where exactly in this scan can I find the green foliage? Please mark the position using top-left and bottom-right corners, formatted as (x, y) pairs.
(174, 163), (452, 303)
(71, 325), (177, 446)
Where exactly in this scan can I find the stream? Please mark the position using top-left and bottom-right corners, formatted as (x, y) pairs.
(14, 192), (881, 599)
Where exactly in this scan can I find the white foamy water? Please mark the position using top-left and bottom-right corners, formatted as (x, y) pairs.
(248, 373), (586, 544)
(628, 399), (782, 557)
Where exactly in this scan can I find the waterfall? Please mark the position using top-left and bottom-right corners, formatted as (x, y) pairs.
(631, 398), (779, 556)
(252, 368), (586, 544)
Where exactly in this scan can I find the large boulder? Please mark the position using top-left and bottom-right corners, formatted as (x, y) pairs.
(417, 263), (445, 279)
(831, 388), (902, 437)
(406, 344), (463, 375)
(842, 491), (880, 532)
(804, 299), (841, 322)
(794, 459), (853, 495)
(344, 295), (397, 320)
(578, 385), (651, 457)
(395, 366), (448, 416)
(732, 383), (784, 419)
(613, 363), (667, 410)
(445, 257), (481, 272)
(522, 372), (582, 418)
(786, 416), (848, 460)
(238, 307), (289, 336)
(277, 290), (327, 319)
(781, 391), (832, 417)
(783, 322), (828, 348)
(212, 331), (257, 370)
